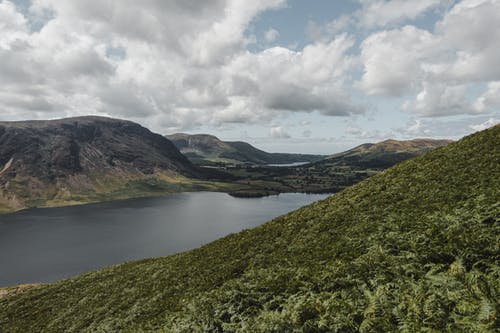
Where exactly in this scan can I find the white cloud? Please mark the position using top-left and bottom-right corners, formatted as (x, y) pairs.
(473, 82), (500, 113)
(402, 82), (476, 116)
(264, 28), (279, 42)
(223, 34), (363, 121)
(345, 125), (394, 140)
(405, 119), (431, 136)
(359, 0), (500, 116)
(433, 0), (500, 82)
(0, 0), (365, 132)
(189, 0), (285, 66)
(470, 118), (498, 132)
(359, 25), (438, 96)
(346, 126), (362, 136)
(395, 116), (498, 138)
(270, 126), (291, 139)
(306, 15), (353, 41)
(0, 1), (29, 49)
(357, 0), (444, 28)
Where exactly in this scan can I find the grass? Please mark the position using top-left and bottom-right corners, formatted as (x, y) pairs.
(0, 126), (498, 332)
(0, 172), (248, 214)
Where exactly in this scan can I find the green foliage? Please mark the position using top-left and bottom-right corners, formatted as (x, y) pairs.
(0, 126), (498, 332)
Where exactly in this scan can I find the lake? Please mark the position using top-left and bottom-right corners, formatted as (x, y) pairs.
(0, 192), (328, 287)
(267, 162), (310, 167)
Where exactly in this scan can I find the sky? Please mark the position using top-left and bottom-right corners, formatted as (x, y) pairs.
(0, 0), (499, 154)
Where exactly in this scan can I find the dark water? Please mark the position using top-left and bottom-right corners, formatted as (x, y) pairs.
(0, 192), (328, 287)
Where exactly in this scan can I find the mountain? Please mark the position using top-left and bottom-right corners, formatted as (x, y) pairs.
(1, 126), (497, 332)
(321, 138), (454, 169)
(0, 116), (204, 213)
(166, 133), (325, 165)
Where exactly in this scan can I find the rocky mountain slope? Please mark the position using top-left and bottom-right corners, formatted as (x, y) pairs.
(0, 116), (203, 213)
(166, 133), (325, 165)
(1, 126), (497, 332)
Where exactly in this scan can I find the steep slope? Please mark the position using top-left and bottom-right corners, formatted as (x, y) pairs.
(1, 126), (498, 332)
(0, 116), (203, 213)
(166, 133), (324, 165)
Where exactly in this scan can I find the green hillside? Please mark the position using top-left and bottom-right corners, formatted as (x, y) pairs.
(1, 126), (498, 332)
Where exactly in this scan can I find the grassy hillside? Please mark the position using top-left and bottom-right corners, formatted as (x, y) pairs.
(166, 133), (324, 165)
(0, 126), (498, 332)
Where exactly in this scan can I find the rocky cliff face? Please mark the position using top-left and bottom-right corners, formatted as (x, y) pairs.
(0, 116), (200, 212)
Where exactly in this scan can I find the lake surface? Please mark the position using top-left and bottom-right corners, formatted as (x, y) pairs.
(0, 192), (328, 287)
(267, 162), (310, 167)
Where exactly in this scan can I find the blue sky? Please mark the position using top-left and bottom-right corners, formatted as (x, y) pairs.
(249, 0), (360, 49)
(0, 0), (498, 153)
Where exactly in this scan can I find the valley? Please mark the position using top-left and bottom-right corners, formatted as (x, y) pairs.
(0, 116), (451, 213)
(166, 133), (325, 165)
(197, 137), (452, 197)
(1, 1), (498, 331)
(1, 121), (497, 332)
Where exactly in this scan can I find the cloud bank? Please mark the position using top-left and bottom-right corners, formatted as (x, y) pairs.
(0, 0), (363, 131)
(0, 0), (498, 139)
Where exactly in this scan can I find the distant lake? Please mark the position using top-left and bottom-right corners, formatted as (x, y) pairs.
(0, 192), (328, 287)
(267, 162), (310, 167)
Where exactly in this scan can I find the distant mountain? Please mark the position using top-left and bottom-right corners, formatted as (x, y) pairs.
(316, 138), (453, 169)
(2, 125), (497, 332)
(166, 133), (325, 165)
(0, 116), (202, 213)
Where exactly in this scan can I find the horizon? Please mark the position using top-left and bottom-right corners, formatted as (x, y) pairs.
(0, 114), (456, 155)
(0, 0), (499, 154)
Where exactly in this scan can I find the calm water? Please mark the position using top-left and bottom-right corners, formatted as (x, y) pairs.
(267, 162), (310, 167)
(0, 192), (328, 287)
